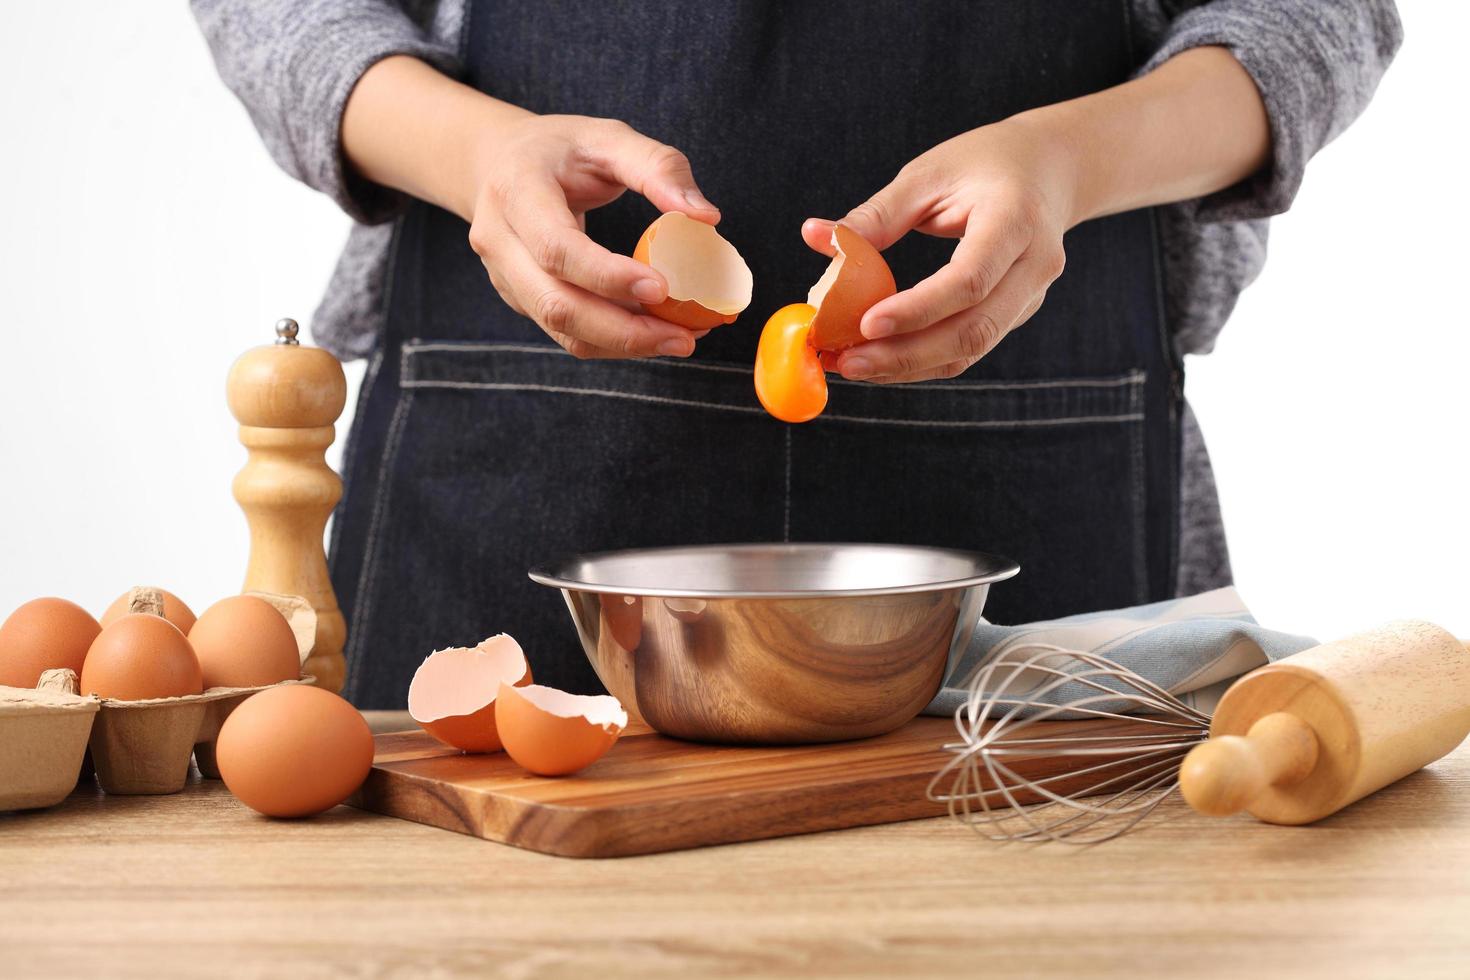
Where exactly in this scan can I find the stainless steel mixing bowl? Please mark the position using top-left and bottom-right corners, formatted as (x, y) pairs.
(529, 543), (1019, 745)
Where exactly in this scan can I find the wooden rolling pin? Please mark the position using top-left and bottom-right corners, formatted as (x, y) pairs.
(1180, 620), (1470, 824)
(226, 319), (349, 693)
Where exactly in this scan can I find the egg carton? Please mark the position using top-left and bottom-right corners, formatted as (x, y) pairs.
(0, 670), (99, 810)
(0, 593), (317, 806)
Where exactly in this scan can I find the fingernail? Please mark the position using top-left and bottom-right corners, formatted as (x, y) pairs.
(658, 337), (694, 357)
(685, 189), (717, 212)
(864, 317), (896, 339)
(632, 278), (665, 303)
(842, 357), (874, 380)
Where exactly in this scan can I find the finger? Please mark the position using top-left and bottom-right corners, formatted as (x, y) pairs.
(832, 169), (933, 252)
(836, 255), (1050, 382)
(599, 127), (721, 223)
(801, 218), (839, 257)
(860, 211), (1032, 340)
(864, 359), (973, 385)
(496, 238), (698, 359)
(504, 179), (671, 305)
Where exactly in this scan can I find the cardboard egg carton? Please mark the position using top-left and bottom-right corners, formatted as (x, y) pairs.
(0, 592), (315, 806)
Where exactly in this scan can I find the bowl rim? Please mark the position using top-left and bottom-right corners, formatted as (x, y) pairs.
(527, 542), (1020, 599)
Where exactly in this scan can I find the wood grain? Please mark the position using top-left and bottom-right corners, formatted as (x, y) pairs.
(2, 710), (1468, 978)
(226, 338), (349, 693)
(356, 716), (1204, 857)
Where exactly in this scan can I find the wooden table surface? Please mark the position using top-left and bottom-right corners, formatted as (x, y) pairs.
(3, 711), (1468, 979)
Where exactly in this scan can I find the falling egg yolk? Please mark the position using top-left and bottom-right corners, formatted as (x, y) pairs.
(754, 303), (827, 424)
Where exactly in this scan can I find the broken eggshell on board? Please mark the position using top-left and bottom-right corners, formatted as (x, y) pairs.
(496, 682), (628, 777)
(408, 634), (534, 753)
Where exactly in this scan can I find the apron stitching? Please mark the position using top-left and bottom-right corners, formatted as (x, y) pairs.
(1128, 375), (1149, 603)
(343, 387), (416, 695)
(401, 379), (766, 414)
(783, 427), (792, 542)
(399, 378), (1146, 428)
(399, 342), (1145, 392)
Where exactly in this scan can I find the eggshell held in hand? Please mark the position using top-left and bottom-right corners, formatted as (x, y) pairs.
(408, 634), (533, 753)
(806, 223), (897, 351)
(101, 587), (196, 635)
(80, 614), (203, 700)
(188, 595), (301, 689)
(496, 683), (627, 776)
(633, 212), (753, 328)
(216, 685), (374, 818)
(0, 597), (101, 688)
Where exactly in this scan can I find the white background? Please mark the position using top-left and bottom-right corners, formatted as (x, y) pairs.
(0, 3), (1464, 642)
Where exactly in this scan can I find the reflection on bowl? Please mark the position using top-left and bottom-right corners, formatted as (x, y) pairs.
(530, 543), (1018, 745)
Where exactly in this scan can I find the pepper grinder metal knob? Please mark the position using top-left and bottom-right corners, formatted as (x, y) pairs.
(225, 318), (349, 693)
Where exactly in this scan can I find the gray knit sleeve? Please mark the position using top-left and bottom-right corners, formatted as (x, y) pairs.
(1143, 0), (1402, 222)
(191, 0), (461, 224)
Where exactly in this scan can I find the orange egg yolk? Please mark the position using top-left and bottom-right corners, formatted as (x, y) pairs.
(754, 303), (828, 424)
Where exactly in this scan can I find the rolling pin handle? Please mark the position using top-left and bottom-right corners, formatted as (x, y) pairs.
(1180, 712), (1320, 817)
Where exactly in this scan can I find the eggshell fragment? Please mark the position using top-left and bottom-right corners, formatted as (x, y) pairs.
(80, 613), (203, 701)
(496, 683), (627, 776)
(806, 223), (897, 351)
(407, 634), (532, 753)
(0, 597), (101, 688)
(215, 685), (373, 818)
(189, 595), (301, 689)
(101, 587), (196, 635)
(633, 212), (753, 328)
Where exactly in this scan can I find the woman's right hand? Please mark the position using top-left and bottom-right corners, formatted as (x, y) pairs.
(343, 58), (718, 360)
(465, 115), (722, 359)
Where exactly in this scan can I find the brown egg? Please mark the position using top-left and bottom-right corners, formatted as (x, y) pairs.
(216, 685), (374, 817)
(407, 634), (533, 753)
(80, 614), (203, 700)
(0, 597), (101, 688)
(632, 212), (753, 328)
(100, 587), (196, 635)
(805, 223), (897, 352)
(188, 595), (301, 689)
(496, 683), (627, 776)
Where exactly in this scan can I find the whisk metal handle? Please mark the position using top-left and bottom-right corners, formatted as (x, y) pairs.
(1179, 712), (1320, 817)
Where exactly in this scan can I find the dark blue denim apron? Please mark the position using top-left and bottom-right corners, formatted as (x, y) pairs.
(331, 0), (1182, 707)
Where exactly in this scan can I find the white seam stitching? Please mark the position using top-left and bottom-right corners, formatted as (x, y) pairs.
(399, 379), (1144, 428)
(783, 427), (792, 542)
(400, 342), (1145, 391)
(401, 380), (768, 414)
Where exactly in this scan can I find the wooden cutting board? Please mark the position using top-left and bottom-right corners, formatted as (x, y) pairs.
(350, 716), (1153, 858)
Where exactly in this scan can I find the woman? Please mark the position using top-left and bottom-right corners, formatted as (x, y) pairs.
(195, 1), (1400, 707)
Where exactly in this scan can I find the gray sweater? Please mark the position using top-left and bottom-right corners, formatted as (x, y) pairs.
(192, 0), (1401, 596)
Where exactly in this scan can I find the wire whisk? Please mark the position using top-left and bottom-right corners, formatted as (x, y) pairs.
(927, 643), (1213, 844)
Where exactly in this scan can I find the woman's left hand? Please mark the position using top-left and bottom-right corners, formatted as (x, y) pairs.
(803, 117), (1078, 384)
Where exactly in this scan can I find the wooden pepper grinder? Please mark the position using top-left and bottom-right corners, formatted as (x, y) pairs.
(1180, 620), (1470, 824)
(226, 318), (349, 693)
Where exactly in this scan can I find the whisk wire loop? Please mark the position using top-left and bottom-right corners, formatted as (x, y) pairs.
(929, 642), (1212, 843)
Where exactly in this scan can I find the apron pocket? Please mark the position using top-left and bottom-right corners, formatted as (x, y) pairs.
(345, 341), (788, 703)
(791, 371), (1151, 623)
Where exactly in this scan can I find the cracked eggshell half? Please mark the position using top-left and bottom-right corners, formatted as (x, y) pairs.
(633, 212), (753, 329)
(408, 634), (533, 753)
(497, 683), (627, 776)
(806, 223), (897, 351)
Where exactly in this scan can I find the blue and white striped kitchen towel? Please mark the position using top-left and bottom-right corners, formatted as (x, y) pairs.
(923, 587), (1318, 718)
